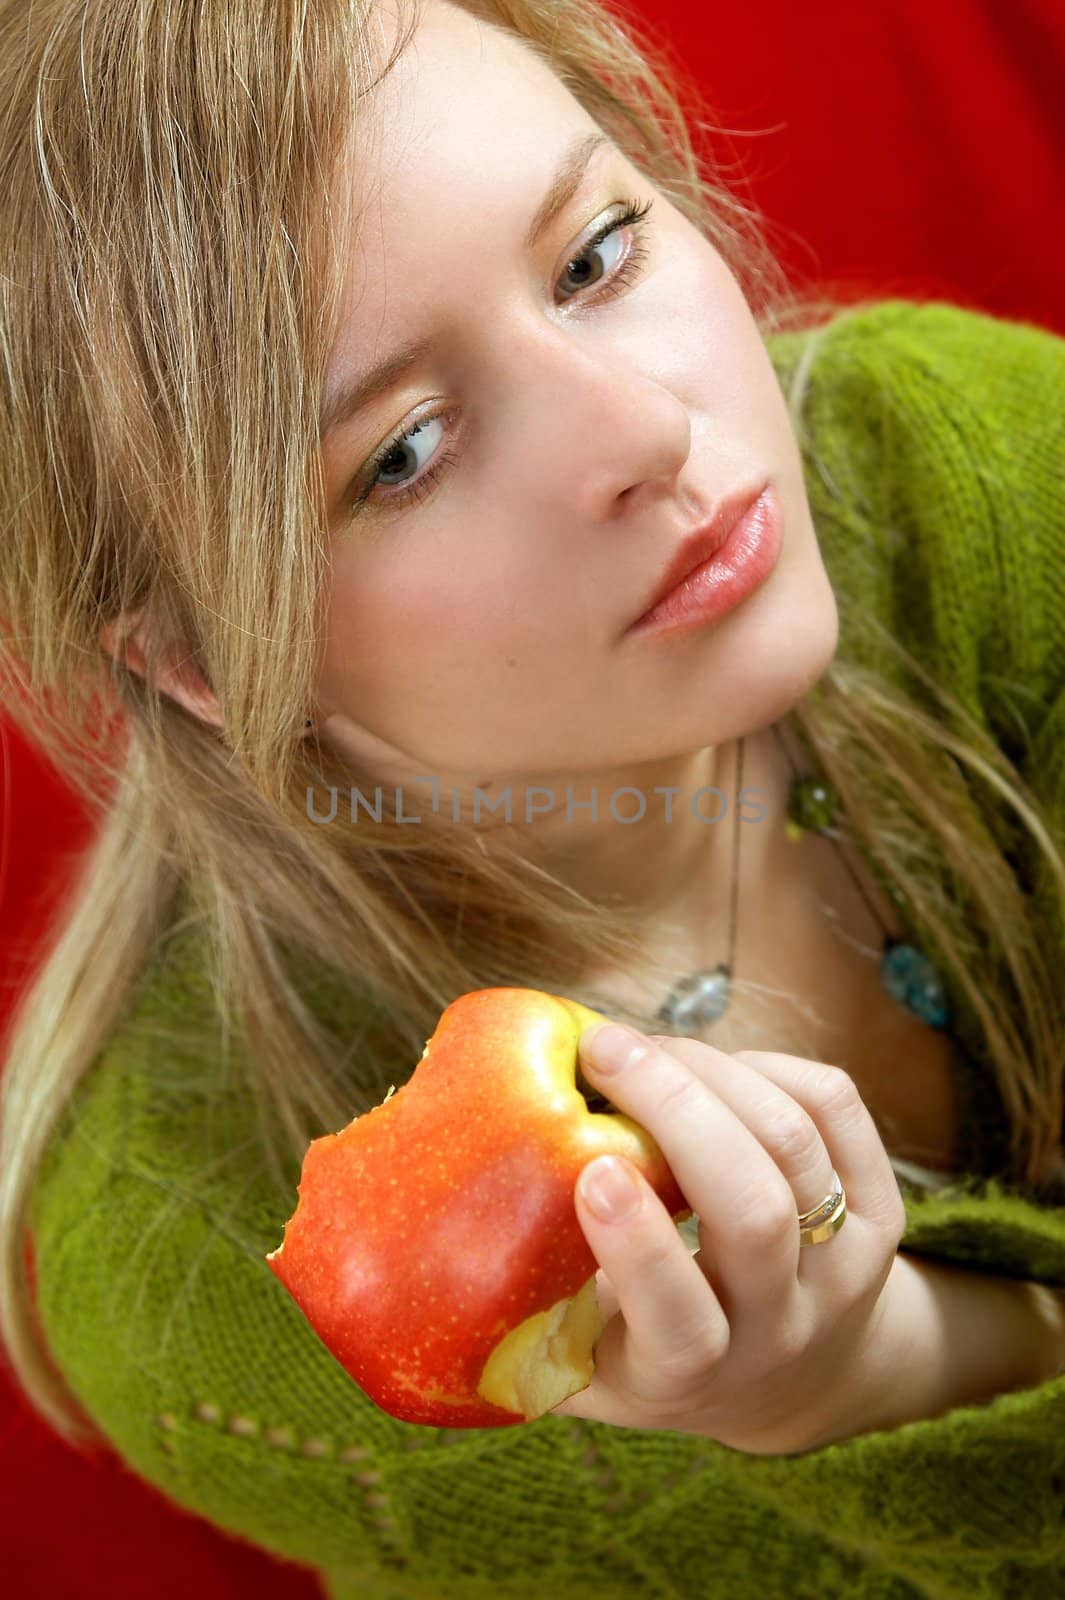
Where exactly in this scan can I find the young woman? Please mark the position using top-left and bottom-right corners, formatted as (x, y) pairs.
(2, 1), (1064, 1595)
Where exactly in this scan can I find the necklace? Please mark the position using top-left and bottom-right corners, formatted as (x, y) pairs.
(655, 721), (952, 1034)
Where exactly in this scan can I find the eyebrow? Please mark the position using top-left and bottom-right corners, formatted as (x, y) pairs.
(319, 130), (614, 441)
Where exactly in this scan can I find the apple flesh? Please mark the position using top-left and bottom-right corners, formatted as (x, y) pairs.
(265, 988), (692, 1427)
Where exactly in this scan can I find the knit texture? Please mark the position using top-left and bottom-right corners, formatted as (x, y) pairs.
(28, 300), (1065, 1600)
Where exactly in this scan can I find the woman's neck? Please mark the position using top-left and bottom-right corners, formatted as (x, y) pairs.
(568, 723), (799, 1001)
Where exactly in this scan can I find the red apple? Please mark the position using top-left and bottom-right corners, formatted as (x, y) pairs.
(265, 988), (692, 1427)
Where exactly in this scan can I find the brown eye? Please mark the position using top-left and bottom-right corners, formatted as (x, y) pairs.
(556, 196), (654, 304)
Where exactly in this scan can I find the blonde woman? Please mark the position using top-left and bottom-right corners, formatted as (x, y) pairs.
(2, 0), (1065, 1595)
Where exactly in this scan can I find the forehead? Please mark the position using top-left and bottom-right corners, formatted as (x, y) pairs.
(336, 0), (584, 217)
(321, 0), (607, 424)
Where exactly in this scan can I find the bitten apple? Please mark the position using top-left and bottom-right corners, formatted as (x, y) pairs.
(265, 988), (692, 1428)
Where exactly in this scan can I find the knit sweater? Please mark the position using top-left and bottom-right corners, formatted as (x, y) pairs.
(28, 299), (1065, 1600)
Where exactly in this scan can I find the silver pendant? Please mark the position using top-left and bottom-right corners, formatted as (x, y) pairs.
(656, 964), (732, 1029)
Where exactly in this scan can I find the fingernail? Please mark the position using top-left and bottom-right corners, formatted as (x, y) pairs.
(581, 1022), (643, 1074)
(581, 1156), (641, 1222)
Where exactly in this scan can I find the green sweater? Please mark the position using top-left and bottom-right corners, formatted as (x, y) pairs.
(29, 300), (1065, 1600)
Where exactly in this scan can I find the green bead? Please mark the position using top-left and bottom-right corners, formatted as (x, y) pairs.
(786, 775), (840, 834)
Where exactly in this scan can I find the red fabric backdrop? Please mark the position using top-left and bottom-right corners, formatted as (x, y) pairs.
(2, 1), (1063, 1594)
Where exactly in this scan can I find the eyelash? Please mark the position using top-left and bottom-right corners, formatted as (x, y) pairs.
(347, 194), (656, 519)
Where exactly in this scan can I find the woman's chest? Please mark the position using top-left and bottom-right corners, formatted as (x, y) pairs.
(807, 929), (962, 1174)
(732, 829), (964, 1174)
(582, 938), (963, 1176)
(586, 836), (965, 1177)
(576, 731), (971, 1176)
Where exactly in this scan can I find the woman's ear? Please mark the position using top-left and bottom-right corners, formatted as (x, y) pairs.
(99, 609), (224, 730)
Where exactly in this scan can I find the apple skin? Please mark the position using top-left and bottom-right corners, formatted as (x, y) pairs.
(265, 988), (693, 1428)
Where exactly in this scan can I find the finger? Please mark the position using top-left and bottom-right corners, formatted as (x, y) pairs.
(578, 1023), (807, 1301)
(721, 1046), (907, 1242)
(639, 1030), (844, 1216)
(643, 1034), (846, 1227)
(644, 1037), (906, 1286)
(572, 1152), (728, 1411)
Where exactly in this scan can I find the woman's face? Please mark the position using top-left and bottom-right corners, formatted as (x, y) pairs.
(316, 0), (838, 802)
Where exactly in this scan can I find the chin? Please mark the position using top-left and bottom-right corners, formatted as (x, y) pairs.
(707, 548), (839, 728)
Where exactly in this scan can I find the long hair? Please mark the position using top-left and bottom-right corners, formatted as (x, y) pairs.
(1, 0), (1062, 1452)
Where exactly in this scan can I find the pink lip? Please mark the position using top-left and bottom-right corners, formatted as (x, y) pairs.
(625, 483), (783, 640)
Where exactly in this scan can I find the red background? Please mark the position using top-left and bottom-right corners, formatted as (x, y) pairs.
(3, 1), (1064, 1594)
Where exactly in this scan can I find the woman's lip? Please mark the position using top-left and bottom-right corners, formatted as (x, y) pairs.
(629, 481), (770, 626)
(624, 483), (783, 640)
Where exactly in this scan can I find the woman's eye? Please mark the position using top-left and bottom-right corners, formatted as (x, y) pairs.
(366, 415), (450, 497)
(347, 194), (656, 519)
(556, 194), (654, 302)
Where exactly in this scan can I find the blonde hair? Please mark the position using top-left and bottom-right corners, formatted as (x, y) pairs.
(2, 0), (1063, 1453)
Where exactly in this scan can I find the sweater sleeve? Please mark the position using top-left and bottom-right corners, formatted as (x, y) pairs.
(28, 1050), (418, 1582)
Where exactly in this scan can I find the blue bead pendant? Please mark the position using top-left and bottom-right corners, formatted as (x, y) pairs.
(786, 769), (952, 1032)
(880, 938), (951, 1029)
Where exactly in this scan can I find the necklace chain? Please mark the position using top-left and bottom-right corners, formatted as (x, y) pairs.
(655, 720), (952, 1034)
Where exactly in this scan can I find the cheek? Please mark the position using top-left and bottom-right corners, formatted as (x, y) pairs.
(645, 238), (749, 387)
(328, 548), (444, 631)
(669, 249), (788, 438)
(319, 546), (511, 685)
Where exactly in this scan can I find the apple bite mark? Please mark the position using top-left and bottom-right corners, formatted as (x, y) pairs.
(264, 988), (691, 1428)
(476, 1273), (605, 1418)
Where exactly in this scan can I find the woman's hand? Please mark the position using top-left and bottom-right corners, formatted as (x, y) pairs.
(549, 1023), (909, 1454)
